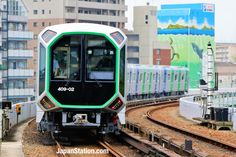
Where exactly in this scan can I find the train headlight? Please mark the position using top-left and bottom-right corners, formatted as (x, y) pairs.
(109, 98), (123, 110)
(40, 96), (55, 109)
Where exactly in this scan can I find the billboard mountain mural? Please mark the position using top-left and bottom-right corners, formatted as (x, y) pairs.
(157, 3), (215, 88)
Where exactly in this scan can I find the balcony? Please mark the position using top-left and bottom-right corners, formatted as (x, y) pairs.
(0, 71), (2, 84)
(127, 40), (139, 47)
(65, 0), (77, 7)
(77, 1), (127, 11)
(7, 69), (34, 78)
(8, 49), (33, 59)
(64, 12), (77, 19)
(8, 15), (28, 23)
(77, 13), (127, 22)
(7, 88), (34, 97)
(127, 52), (139, 58)
(8, 31), (33, 40)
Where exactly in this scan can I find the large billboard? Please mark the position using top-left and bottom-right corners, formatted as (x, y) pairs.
(157, 3), (215, 88)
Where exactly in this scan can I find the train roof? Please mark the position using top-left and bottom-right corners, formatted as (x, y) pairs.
(46, 23), (123, 35)
(38, 23), (127, 48)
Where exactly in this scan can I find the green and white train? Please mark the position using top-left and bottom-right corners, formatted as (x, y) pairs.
(37, 23), (127, 135)
(126, 64), (188, 100)
(36, 23), (189, 135)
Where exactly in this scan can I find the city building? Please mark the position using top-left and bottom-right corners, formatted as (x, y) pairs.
(215, 62), (236, 88)
(22, 0), (127, 93)
(125, 5), (171, 65)
(0, 0), (34, 103)
(215, 43), (236, 63)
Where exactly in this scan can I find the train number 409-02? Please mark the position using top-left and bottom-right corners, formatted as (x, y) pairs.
(57, 87), (75, 92)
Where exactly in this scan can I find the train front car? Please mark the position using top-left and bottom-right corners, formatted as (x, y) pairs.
(37, 23), (127, 135)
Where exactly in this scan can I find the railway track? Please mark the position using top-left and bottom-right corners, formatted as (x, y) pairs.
(146, 103), (236, 152)
(53, 133), (125, 157)
(97, 140), (125, 157)
(124, 98), (236, 156)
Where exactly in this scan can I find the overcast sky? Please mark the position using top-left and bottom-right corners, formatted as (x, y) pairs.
(125, 0), (236, 43)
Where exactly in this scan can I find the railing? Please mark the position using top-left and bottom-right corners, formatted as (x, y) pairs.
(180, 88), (236, 131)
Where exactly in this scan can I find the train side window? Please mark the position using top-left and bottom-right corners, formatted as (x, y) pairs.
(39, 43), (46, 95)
(168, 73), (170, 80)
(139, 73), (142, 81)
(119, 46), (125, 96)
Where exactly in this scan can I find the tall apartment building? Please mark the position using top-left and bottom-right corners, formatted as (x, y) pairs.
(125, 5), (171, 65)
(22, 0), (127, 92)
(0, 0), (34, 103)
(0, 0), (5, 103)
(215, 43), (236, 63)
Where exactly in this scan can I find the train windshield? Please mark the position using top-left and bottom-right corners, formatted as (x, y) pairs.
(86, 35), (115, 81)
(52, 36), (81, 80)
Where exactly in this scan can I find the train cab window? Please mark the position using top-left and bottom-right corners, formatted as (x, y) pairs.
(53, 47), (69, 79)
(86, 35), (115, 81)
(51, 35), (81, 80)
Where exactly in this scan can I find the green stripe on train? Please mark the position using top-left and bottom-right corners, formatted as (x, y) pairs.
(178, 70), (181, 91)
(184, 70), (188, 91)
(149, 72), (153, 94)
(170, 69), (174, 92)
(142, 71), (146, 95)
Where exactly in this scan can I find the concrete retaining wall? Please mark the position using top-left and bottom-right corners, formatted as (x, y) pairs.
(179, 96), (203, 121)
(180, 96), (236, 131)
(0, 101), (36, 140)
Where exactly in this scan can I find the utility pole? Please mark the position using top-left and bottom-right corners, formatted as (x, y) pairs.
(204, 42), (215, 119)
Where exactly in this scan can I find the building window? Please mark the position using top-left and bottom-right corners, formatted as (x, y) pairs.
(127, 58), (139, 64)
(127, 46), (139, 53)
(157, 49), (160, 55)
(33, 10), (38, 14)
(110, 22), (116, 27)
(34, 34), (38, 39)
(66, 7), (75, 13)
(78, 9), (82, 13)
(33, 22), (37, 27)
(42, 10), (45, 14)
(49, 10), (51, 14)
(42, 22), (45, 27)
(49, 22), (51, 26)
(127, 34), (139, 41)
(33, 0), (37, 2)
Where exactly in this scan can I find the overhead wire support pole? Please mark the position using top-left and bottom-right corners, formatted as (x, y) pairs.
(206, 42), (215, 116)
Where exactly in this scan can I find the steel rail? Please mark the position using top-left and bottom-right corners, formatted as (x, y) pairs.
(146, 103), (236, 152)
